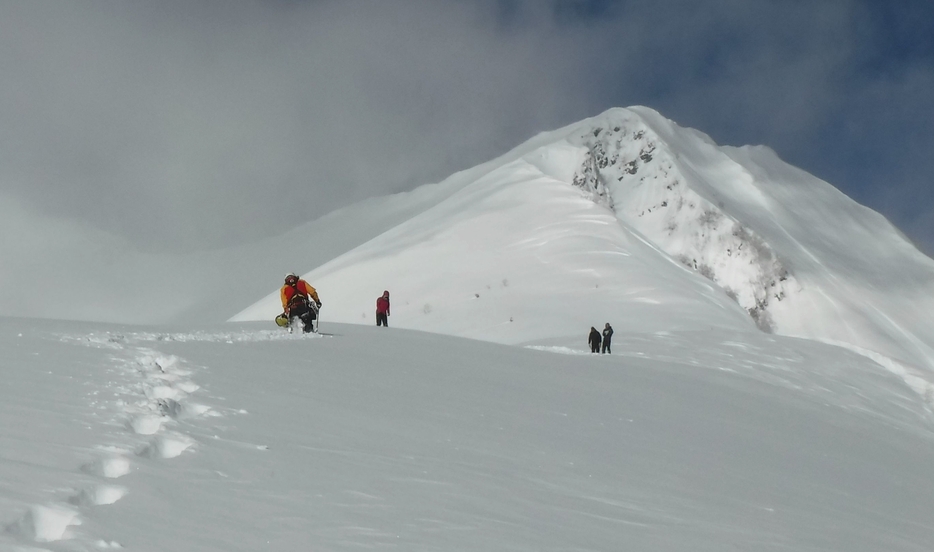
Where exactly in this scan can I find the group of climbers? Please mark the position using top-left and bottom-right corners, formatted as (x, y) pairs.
(588, 323), (614, 354)
(279, 275), (613, 355)
(278, 273), (390, 333)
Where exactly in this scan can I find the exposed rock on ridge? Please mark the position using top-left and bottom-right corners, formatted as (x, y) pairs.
(565, 110), (796, 332)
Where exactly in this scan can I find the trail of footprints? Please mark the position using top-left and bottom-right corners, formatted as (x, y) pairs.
(6, 337), (218, 548)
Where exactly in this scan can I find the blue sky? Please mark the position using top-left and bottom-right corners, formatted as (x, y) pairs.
(1, 0), (933, 254)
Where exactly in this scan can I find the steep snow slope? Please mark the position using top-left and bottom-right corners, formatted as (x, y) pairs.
(233, 139), (754, 343)
(234, 107), (934, 402)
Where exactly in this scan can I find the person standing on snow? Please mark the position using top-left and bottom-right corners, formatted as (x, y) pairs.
(280, 273), (321, 333)
(602, 322), (614, 354)
(376, 290), (391, 327)
(588, 326), (602, 353)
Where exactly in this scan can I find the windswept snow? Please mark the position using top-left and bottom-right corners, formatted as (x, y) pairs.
(2, 318), (934, 551)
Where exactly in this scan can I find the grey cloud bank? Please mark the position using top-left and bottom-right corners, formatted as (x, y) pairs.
(1, 0), (932, 254)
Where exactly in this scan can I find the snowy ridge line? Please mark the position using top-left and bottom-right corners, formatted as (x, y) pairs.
(3, 332), (222, 548)
(815, 337), (934, 407)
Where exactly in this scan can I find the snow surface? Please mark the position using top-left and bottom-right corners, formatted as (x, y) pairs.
(5, 105), (934, 550)
(3, 317), (934, 551)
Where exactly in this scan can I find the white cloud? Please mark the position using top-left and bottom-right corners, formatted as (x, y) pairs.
(1, 0), (931, 253)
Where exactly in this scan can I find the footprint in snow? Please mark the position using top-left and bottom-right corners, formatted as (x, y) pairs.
(137, 433), (194, 459)
(5, 504), (81, 543)
(144, 384), (183, 401)
(81, 455), (132, 479)
(158, 398), (211, 420)
(68, 485), (128, 507)
(127, 413), (166, 435)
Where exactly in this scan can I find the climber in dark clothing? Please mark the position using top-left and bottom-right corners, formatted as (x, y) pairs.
(602, 323), (614, 354)
(588, 327), (602, 354)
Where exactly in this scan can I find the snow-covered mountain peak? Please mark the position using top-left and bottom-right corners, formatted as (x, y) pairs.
(234, 106), (934, 404)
